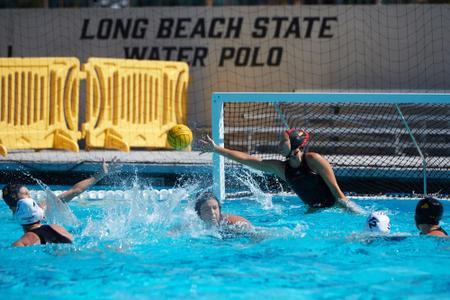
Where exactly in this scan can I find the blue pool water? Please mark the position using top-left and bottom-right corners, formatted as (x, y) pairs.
(0, 185), (449, 300)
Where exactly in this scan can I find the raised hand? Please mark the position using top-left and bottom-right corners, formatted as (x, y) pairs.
(95, 156), (121, 180)
(198, 134), (217, 155)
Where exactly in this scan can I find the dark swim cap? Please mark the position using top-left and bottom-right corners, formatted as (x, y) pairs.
(415, 197), (443, 225)
(286, 128), (310, 150)
(2, 184), (24, 209)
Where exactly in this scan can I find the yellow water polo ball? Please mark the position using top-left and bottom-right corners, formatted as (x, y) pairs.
(167, 124), (193, 150)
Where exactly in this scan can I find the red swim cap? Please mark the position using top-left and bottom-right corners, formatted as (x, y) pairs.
(286, 128), (310, 150)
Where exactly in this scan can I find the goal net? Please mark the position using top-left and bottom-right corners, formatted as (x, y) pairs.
(211, 92), (450, 200)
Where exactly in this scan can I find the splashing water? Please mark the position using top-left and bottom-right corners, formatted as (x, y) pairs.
(79, 182), (204, 249)
(26, 174), (301, 249)
(17, 169), (79, 228)
(44, 189), (80, 228)
(235, 168), (275, 210)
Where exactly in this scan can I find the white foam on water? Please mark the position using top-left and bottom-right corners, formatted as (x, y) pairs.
(43, 190), (80, 228)
(234, 168), (276, 210)
(77, 181), (205, 247)
(28, 180), (305, 245)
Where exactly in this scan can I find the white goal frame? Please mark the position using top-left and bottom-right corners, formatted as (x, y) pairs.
(211, 92), (450, 201)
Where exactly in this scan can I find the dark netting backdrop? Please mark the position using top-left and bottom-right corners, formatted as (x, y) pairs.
(223, 100), (449, 197)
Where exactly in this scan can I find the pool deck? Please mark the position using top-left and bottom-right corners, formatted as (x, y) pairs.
(1, 150), (448, 196)
(0, 150), (213, 175)
(1, 150), (449, 176)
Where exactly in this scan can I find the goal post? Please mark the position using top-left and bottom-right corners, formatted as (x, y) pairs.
(211, 92), (450, 201)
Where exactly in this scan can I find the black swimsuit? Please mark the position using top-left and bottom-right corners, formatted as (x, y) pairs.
(30, 225), (72, 245)
(284, 154), (336, 208)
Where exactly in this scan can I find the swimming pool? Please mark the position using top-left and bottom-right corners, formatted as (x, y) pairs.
(0, 185), (449, 299)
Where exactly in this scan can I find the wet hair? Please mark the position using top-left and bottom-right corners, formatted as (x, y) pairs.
(415, 197), (444, 225)
(194, 192), (221, 217)
(2, 184), (25, 209)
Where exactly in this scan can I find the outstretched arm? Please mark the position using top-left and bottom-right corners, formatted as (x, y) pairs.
(57, 158), (119, 203)
(199, 135), (286, 180)
(305, 153), (366, 214)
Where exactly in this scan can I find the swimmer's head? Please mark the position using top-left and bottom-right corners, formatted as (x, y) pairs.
(14, 198), (44, 226)
(415, 197), (443, 226)
(2, 184), (29, 212)
(195, 192), (221, 227)
(287, 128), (310, 150)
(365, 211), (391, 234)
(279, 128), (310, 158)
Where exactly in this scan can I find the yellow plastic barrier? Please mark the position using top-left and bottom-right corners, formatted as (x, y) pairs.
(81, 58), (189, 151)
(0, 58), (80, 156)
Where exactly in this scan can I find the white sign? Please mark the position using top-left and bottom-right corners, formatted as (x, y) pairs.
(1, 6), (449, 127)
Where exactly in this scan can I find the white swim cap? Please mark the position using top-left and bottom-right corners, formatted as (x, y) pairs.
(365, 211), (391, 234)
(15, 198), (44, 225)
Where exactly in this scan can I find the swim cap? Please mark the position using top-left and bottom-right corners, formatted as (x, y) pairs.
(415, 197), (443, 225)
(286, 128), (309, 150)
(365, 211), (391, 234)
(14, 198), (44, 225)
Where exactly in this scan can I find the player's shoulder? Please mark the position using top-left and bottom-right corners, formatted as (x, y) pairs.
(304, 152), (326, 164)
(428, 231), (449, 238)
(17, 231), (41, 246)
(304, 151), (322, 159)
(222, 214), (250, 225)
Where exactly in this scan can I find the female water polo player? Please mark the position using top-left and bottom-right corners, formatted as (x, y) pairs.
(200, 129), (364, 214)
(347, 211), (410, 243)
(12, 197), (72, 246)
(195, 192), (254, 236)
(415, 197), (448, 238)
(2, 158), (119, 214)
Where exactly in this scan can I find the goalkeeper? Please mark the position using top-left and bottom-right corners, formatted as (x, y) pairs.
(200, 128), (365, 214)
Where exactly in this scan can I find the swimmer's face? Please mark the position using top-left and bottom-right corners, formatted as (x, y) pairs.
(287, 148), (302, 160)
(199, 198), (221, 226)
